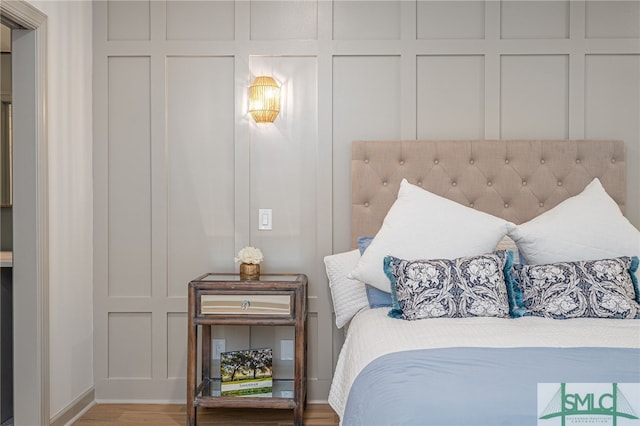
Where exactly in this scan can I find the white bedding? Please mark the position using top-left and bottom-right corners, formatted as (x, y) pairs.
(328, 307), (640, 418)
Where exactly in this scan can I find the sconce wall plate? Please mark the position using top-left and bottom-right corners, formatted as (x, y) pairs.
(249, 76), (280, 123)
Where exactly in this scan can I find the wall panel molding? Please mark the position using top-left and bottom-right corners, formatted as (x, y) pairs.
(107, 0), (150, 41)
(500, 54), (569, 139)
(166, 56), (235, 297)
(417, 55), (485, 140)
(93, 0), (640, 404)
(166, 1), (235, 41)
(501, 0), (569, 40)
(107, 56), (152, 298)
(585, 1), (640, 39)
(333, 1), (401, 40)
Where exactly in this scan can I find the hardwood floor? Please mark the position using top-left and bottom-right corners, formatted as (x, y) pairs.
(73, 403), (340, 426)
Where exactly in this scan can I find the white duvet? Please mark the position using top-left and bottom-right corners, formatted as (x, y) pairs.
(328, 308), (640, 419)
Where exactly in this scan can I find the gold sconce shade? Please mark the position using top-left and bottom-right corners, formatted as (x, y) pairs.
(249, 76), (280, 123)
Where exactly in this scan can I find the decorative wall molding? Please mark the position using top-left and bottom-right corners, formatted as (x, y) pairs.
(93, 0), (640, 403)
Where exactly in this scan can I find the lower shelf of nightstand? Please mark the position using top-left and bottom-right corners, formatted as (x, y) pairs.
(195, 378), (298, 409)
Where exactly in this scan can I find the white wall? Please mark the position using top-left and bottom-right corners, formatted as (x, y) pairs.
(92, 0), (640, 403)
(29, 0), (94, 419)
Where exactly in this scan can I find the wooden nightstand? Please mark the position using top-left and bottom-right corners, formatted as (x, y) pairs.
(187, 273), (307, 426)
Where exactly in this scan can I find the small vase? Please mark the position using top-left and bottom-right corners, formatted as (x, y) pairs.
(239, 263), (260, 280)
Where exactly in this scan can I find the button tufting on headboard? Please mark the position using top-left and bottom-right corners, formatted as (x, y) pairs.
(351, 140), (626, 248)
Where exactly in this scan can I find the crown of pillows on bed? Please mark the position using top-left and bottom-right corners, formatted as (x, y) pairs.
(324, 178), (640, 328)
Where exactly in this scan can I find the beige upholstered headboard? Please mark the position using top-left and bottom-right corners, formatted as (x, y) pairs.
(351, 140), (626, 248)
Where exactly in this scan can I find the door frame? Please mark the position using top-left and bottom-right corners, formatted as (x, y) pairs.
(0, 1), (49, 425)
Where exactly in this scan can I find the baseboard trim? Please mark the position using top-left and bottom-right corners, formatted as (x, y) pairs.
(50, 387), (95, 426)
(92, 398), (330, 405)
(95, 398), (186, 404)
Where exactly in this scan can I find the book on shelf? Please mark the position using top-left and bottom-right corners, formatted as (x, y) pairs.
(220, 348), (273, 397)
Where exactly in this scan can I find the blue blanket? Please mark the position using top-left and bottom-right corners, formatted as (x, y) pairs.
(342, 347), (640, 426)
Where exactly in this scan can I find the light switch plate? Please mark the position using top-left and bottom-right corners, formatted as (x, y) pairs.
(258, 209), (272, 230)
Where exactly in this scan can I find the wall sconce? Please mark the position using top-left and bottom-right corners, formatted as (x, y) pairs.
(249, 76), (280, 123)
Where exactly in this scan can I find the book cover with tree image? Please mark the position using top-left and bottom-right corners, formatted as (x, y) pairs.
(220, 348), (273, 397)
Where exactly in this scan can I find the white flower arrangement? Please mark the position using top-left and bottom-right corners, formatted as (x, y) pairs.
(234, 246), (264, 265)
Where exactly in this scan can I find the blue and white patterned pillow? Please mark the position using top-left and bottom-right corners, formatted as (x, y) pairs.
(384, 251), (513, 320)
(512, 256), (640, 319)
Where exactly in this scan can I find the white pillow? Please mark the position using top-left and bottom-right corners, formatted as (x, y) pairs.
(324, 249), (369, 329)
(509, 178), (640, 264)
(349, 179), (516, 292)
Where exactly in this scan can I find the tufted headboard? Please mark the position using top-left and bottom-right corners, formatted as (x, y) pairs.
(351, 140), (626, 248)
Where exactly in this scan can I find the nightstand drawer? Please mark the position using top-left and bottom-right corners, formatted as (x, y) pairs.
(200, 294), (291, 316)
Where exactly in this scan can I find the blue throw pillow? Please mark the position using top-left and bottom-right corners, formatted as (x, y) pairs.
(365, 285), (393, 308)
(357, 236), (374, 254)
(357, 236), (392, 308)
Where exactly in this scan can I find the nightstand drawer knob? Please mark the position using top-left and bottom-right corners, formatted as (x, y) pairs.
(241, 300), (251, 310)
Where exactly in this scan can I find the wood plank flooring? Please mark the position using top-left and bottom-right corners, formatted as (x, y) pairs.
(73, 404), (340, 426)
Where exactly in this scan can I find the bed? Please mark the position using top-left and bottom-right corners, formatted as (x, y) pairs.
(326, 140), (640, 426)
